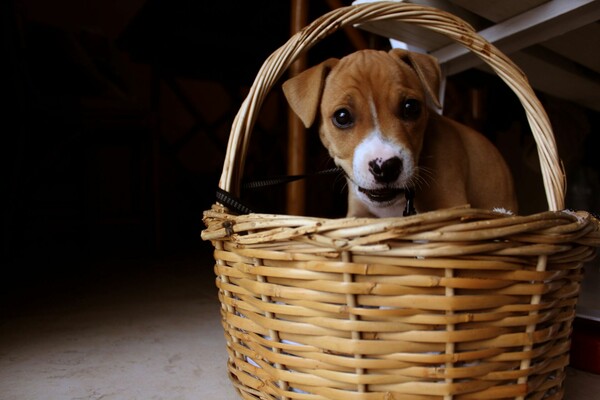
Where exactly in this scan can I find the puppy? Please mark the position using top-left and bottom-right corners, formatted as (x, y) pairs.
(282, 49), (517, 217)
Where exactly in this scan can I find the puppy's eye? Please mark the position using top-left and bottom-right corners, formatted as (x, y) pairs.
(401, 99), (422, 120)
(332, 108), (354, 129)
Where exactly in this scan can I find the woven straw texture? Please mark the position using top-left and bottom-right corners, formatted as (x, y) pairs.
(201, 2), (600, 399)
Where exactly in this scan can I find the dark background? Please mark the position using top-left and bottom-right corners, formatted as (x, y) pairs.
(2, 0), (599, 307)
(1, 0), (363, 299)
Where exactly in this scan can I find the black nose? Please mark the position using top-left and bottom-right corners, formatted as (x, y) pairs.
(368, 157), (402, 183)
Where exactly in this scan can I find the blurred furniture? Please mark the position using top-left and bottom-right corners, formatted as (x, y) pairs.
(354, 0), (600, 112)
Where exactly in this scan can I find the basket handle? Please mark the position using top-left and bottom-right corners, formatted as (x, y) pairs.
(218, 1), (565, 211)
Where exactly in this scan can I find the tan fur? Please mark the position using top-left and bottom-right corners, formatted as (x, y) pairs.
(282, 49), (517, 217)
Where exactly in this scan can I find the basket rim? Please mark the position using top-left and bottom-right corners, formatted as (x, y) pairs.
(218, 1), (566, 212)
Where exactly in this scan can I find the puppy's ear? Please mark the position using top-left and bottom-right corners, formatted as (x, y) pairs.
(282, 58), (339, 128)
(390, 49), (442, 109)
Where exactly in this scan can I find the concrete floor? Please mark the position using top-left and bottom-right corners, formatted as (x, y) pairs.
(0, 249), (598, 400)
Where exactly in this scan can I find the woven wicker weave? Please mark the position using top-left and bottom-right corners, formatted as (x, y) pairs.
(201, 2), (600, 399)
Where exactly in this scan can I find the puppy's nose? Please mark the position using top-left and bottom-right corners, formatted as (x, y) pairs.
(369, 157), (402, 183)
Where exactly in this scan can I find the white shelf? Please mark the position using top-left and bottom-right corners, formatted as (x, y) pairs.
(354, 0), (600, 111)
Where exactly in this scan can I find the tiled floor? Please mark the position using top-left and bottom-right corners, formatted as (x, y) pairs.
(0, 249), (598, 400)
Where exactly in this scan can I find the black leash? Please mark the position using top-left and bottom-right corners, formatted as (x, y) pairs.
(215, 167), (417, 216)
(215, 188), (254, 215)
(403, 188), (416, 216)
(242, 167), (343, 190)
(216, 167), (343, 214)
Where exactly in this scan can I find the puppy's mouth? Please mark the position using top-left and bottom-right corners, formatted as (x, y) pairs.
(358, 187), (405, 203)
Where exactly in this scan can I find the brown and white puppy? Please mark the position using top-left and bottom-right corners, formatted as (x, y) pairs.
(282, 49), (517, 217)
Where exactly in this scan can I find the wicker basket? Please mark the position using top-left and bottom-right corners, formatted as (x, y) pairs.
(201, 2), (600, 399)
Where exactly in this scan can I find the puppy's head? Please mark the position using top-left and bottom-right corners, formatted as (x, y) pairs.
(282, 49), (441, 215)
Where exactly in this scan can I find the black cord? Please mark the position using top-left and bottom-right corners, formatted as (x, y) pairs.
(216, 168), (418, 217)
(216, 188), (253, 215)
(403, 188), (416, 216)
(215, 167), (343, 215)
(242, 167), (343, 190)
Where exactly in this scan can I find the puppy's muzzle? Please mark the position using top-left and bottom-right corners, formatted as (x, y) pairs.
(358, 156), (405, 203)
(369, 157), (402, 183)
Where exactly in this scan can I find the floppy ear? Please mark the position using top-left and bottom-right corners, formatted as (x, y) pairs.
(282, 58), (339, 128)
(389, 48), (442, 109)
